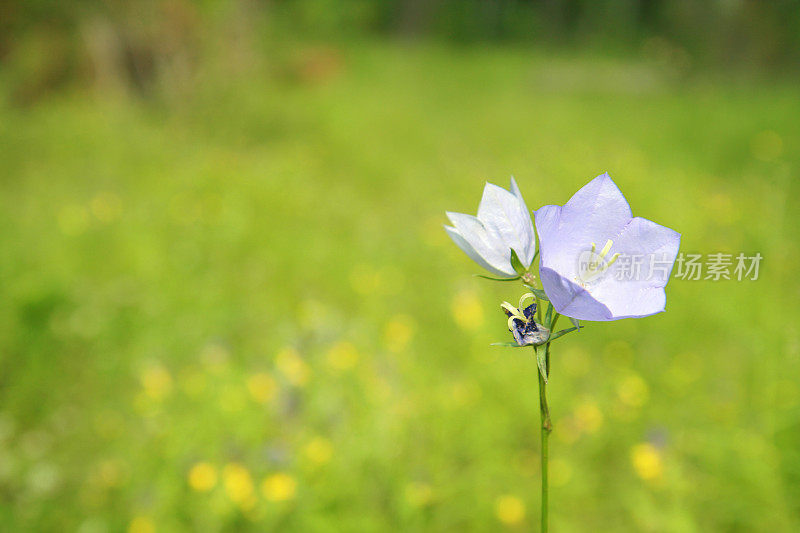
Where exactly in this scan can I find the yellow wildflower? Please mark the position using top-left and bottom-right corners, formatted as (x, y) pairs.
(275, 347), (310, 386)
(223, 463), (255, 507)
(631, 443), (663, 481)
(128, 516), (155, 533)
(326, 341), (359, 371)
(495, 495), (525, 526)
(262, 473), (297, 502)
(188, 462), (217, 492)
(247, 373), (277, 404)
(574, 399), (604, 434)
(304, 437), (333, 465)
(384, 315), (415, 353)
(451, 289), (484, 330)
(617, 373), (649, 407)
(140, 364), (172, 401)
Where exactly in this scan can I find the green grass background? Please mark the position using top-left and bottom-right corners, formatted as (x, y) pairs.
(1, 42), (799, 531)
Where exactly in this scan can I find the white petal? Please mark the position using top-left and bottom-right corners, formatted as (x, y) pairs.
(446, 212), (516, 276)
(476, 182), (534, 268)
(444, 226), (513, 277)
(509, 176), (536, 266)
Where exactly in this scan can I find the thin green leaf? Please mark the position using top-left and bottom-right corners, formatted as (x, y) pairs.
(490, 342), (525, 348)
(510, 249), (526, 276)
(473, 274), (521, 282)
(548, 326), (582, 341)
(545, 302), (553, 327)
(528, 288), (549, 301)
(550, 312), (560, 331)
(535, 345), (548, 383)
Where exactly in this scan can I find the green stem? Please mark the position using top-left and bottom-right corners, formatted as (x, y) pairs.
(537, 357), (551, 532)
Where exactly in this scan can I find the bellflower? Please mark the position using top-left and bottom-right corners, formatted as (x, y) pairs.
(444, 177), (536, 277)
(534, 173), (680, 321)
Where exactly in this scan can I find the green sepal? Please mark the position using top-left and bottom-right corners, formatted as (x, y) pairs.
(527, 288), (549, 301)
(473, 274), (521, 282)
(568, 316), (580, 330)
(510, 249), (526, 276)
(534, 345), (548, 383)
(548, 326), (582, 342)
(490, 342), (525, 348)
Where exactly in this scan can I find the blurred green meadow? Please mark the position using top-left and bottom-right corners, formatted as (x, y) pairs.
(2, 3), (800, 532)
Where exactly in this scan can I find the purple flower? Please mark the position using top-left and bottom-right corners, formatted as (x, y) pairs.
(534, 173), (680, 321)
(445, 178), (535, 277)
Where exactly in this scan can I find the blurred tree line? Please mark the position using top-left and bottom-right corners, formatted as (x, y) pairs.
(1, 0), (798, 104)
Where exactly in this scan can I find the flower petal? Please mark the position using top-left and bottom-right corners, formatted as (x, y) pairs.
(539, 267), (614, 321)
(561, 172), (632, 237)
(534, 204), (575, 278)
(509, 177), (536, 266)
(536, 173), (632, 276)
(446, 212), (516, 276)
(444, 225), (513, 277)
(589, 217), (681, 318)
(477, 181), (535, 269)
(609, 217), (681, 287)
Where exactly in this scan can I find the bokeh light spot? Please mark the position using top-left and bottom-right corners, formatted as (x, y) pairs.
(247, 372), (277, 404)
(383, 315), (416, 353)
(223, 463), (255, 507)
(550, 458), (573, 487)
(262, 473), (297, 502)
(495, 494), (525, 526)
(574, 399), (604, 434)
(188, 462), (217, 492)
(630, 443), (664, 482)
(304, 437), (333, 465)
(140, 364), (173, 401)
(616, 373), (650, 407)
(326, 341), (359, 372)
(128, 516), (155, 533)
(275, 347), (310, 387)
(451, 289), (484, 331)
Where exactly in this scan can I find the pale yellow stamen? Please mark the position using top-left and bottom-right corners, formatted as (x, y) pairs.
(578, 239), (619, 286)
(599, 239), (613, 258)
(501, 301), (527, 331)
(500, 302), (520, 316)
(518, 293), (535, 309)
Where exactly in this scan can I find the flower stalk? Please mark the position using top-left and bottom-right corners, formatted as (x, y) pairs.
(536, 307), (558, 532)
(537, 358), (550, 532)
